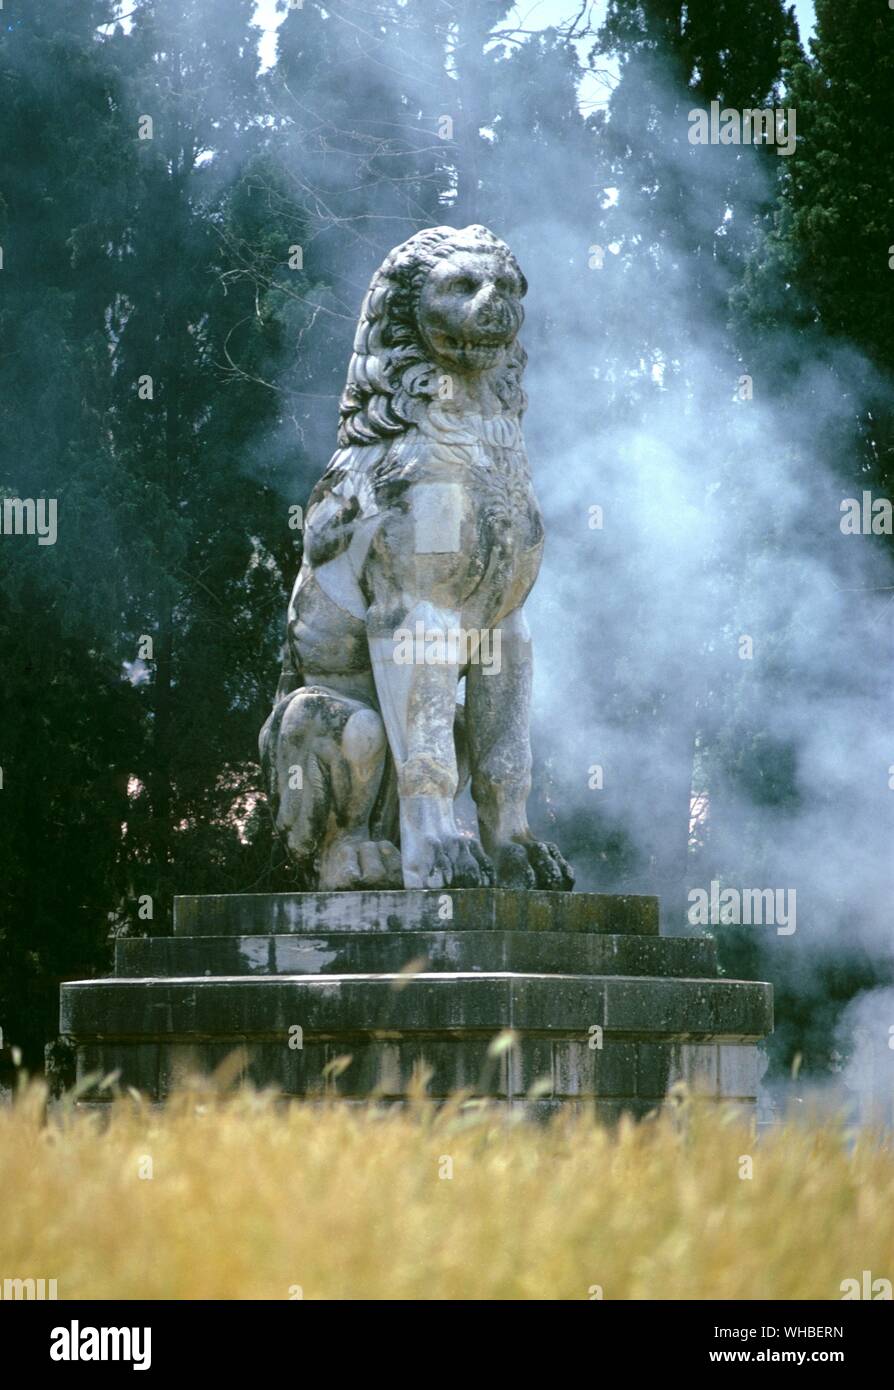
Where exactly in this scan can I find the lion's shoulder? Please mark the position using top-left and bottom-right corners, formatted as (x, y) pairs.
(303, 443), (387, 567)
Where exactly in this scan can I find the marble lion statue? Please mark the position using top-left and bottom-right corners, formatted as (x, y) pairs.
(260, 223), (574, 893)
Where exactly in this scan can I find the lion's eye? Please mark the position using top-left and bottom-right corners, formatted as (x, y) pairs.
(451, 276), (477, 294)
(496, 276), (516, 295)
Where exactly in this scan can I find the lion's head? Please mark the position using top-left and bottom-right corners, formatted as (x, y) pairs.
(338, 224), (528, 447)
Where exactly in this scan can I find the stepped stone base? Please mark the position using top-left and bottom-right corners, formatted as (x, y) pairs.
(59, 890), (773, 1116)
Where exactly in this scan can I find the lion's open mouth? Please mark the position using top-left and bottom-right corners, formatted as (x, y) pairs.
(427, 331), (510, 368)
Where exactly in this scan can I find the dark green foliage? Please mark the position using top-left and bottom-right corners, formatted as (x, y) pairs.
(0, 0), (142, 1065)
(736, 0), (894, 486)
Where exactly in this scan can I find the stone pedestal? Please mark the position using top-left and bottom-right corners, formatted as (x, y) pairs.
(60, 890), (772, 1118)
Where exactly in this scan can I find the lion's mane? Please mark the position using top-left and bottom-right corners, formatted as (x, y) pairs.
(337, 224), (528, 448)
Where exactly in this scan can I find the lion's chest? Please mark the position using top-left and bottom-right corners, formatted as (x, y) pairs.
(397, 419), (545, 619)
(473, 468), (544, 619)
(468, 440), (543, 560)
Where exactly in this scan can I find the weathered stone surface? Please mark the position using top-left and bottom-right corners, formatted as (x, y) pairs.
(68, 1036), (763, 1108)
(718, 1042), (768, 1098)
(172, 888), (658, 938)
(62, 973), (772, 1042)
(61, 888), (772, 1112)
(117, 930), (715, 979)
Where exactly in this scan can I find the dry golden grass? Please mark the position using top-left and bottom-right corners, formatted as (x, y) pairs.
(1, 1076), (892, 1300)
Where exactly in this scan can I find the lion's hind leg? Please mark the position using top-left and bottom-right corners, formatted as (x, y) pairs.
(260, 685), (401, 889)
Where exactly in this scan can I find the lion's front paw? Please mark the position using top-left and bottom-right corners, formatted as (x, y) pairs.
(526, 840), (574, 890)
(319, 838), (403, 890)
(494, 839), (574, 891)
(492, 841), (536, 888)
(402, 834), (494, 890)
